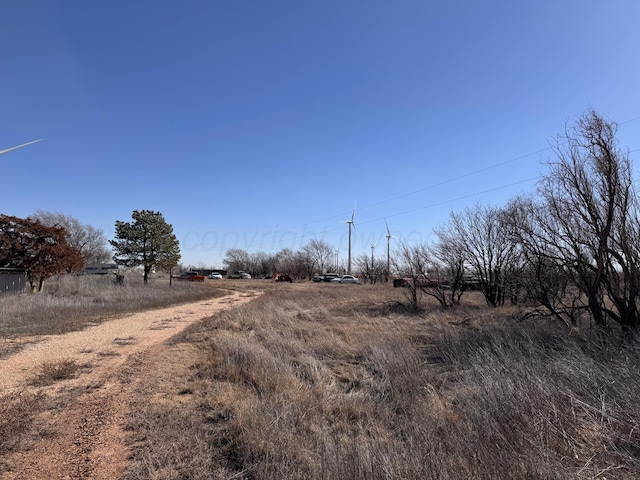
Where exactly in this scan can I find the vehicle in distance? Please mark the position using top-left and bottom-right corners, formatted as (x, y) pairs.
(172, 271), (205, 282)
(313, 273), (341, 282)
(331, 275), (359, 284)
(207, 272), (223, 280)
(393, 275), (438, 288)
(227, 271), (251, 279)
(274, 273), (293, 283)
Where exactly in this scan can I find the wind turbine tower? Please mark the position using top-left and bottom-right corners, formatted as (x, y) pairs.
(370, 242), (376, 284)
(385, 219), (394, 282)
(344, 209), (356, 274)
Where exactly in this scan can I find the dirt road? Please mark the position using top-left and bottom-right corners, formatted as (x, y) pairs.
(0, 290), (260, 479)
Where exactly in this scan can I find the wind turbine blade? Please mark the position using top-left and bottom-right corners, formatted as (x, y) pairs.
(385, 218), (391, 236)
(0, 139), (42, 156)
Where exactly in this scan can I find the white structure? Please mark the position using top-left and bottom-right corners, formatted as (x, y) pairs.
(85, 264), (119, 275)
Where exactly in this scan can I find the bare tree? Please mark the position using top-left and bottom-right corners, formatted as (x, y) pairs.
(392, 241), (429, 311)
(431, 222), (472, 306)
(504, 197), (573, 323)
(32, 210), (111, 265)
(509, 110), (640, 335)
(392, 242), (452, 308)
(249, 251), (277, 278)
(302, 239), (335, 274)
(223, 248), (251, 274)
(295, 250), (315, 280)
(271, 248), (305, 279)
(443, 203), (518, 307)
(354, 253), (385, 284)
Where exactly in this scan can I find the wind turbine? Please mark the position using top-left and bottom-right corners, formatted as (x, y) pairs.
(385, 218), (395, 282)
(0, 139), (42, 156)
(369, 241), (377, 284)
(343, 207), (356, 274)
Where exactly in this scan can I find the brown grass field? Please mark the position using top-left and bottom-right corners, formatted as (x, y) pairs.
(0, 273), (225, 357)
(2, 276), (640, 479)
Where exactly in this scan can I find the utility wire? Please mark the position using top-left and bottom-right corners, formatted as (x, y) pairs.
(264, 115), (640, 242)
(294, 176), (540, 242)
(266, 148), (550, 237)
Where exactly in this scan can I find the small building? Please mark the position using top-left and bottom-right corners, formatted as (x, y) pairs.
(85, 264), (119, 275)
(0, 268), (27, 294)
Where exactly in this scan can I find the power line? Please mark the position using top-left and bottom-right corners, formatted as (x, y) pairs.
(261, 114), (640, 244)
(361, 177), (539, 226)
(263, 149), (548, 238)
(294, 176), (540, 241)
(360, 147), (550, 213)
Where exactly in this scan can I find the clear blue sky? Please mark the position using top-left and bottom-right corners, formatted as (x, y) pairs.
(3, 1), (640, 268)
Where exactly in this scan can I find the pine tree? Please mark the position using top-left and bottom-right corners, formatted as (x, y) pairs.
(110, 210), (181, 284)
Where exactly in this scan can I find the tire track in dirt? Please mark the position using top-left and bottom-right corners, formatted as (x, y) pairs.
(0, 290), (261, 479)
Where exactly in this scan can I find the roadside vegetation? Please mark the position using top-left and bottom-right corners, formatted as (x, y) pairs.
(0, 272), (229, 468)
(0, 273), (223, 355)
(123, 284), (640, 479)
(2, 110), (640, 478)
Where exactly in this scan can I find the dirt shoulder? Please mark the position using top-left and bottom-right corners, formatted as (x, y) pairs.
(0, 289), (261, 479)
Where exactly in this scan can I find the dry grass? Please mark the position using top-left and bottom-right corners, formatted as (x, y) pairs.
(0, 391), (47, 458)
(122, 284), (640, 479)
(0, 273), (225, 355)
(29, 358), (82, 386)
(0, 273), (232, 472)
(3, 278), (639, 478)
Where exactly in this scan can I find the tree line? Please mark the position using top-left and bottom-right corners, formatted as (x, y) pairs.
(394, 110), (640, 337)
(218, 110), (640, 336)
(0, 209), (180, 290)
(3, 110), (639, 337)
(221, 238), (337, 279)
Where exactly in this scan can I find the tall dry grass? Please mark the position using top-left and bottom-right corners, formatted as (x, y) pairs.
(0, 273), (223, 348)
(0, 272), (230, 471)
(123, 284), (640, 479)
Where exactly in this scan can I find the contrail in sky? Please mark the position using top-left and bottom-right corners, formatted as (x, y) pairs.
(0, 139), (42, 156)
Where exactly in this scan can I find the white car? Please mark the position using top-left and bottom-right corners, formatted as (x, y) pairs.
(227, 271), (252, 279)
(331, 275), (359, 284)
(207, 272), (223, 279)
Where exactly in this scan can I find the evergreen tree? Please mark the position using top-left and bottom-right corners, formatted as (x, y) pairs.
(110, 210), (180, 284)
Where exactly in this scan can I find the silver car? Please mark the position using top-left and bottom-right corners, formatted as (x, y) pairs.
(331, 275), (359, 284)
(227, 271), (252, 279)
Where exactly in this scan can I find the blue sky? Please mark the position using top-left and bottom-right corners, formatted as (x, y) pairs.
(3, 1), (640, 268)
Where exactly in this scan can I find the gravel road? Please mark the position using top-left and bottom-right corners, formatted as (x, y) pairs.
(0, 290), (260, 479)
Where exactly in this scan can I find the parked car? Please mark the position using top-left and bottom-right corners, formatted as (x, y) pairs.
(207, 272), (223, 279)
(393, 275), (437, 288)
(313, 273), (341, 283)
(172, 271), (205, 282)
(227, 271), (251, 279)
(331, 275), (359, 284)
(274, 273), (293, 283)
(323, 273), (341, 282)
